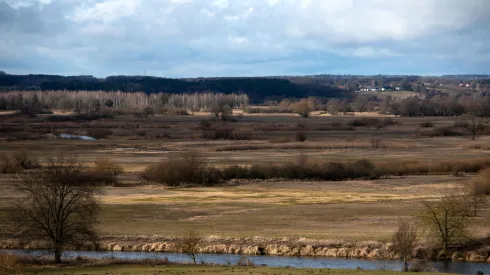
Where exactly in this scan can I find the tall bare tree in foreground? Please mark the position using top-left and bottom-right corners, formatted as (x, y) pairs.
(418, 195), (470, 250)
(391, 221), (417, 272)
(15, 156), (101, 263)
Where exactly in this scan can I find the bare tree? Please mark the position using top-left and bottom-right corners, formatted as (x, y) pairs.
(14, 156), (101, 263)
(391, 221), (417, 271)
(177, 229), (203, 264)
(461, 113), (486, 140)
(418, 195), (471, 250)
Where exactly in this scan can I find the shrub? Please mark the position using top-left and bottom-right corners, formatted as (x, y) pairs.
(268, 136), (295, 143)
(222, 165), (250, 179)
(199, 120), (212, 130)
(453, 121), (468, 128)
(166, 108), (189, 116)
(420, 121), (434, 128)
(0, 151), (40, 174)
(13, 151), (41, 170)
(201, 127), (253, 140)
(327, 122), (355, 131)
(244, 106), (293, 114)
(349, 118), (381, 127)
(45, 112), (114, 122)
(348, 118), (398, 129)
(295, 130), (307, 142)
(141, 153), (221, 186)
(377, 158), (490, 176)
(91, 158), (123, 186)
(470, 167), (490, 195)
(347, 159), (377, 178)
(291, 99), (315, 118)
(421, 126), (464, 137)
(86, 129), (113, 139)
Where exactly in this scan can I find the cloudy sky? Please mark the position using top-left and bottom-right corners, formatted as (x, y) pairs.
(1, 0), (490, 77)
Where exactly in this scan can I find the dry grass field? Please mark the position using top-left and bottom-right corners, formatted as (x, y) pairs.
(1, 111), (489, 243)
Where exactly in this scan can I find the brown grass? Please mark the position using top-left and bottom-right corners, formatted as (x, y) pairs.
(0, 253), (20, 273)
(464, 144), (490, 150)
(469, 167), (490, 195)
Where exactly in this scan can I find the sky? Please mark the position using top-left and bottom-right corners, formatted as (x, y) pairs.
(1, 0), (490, 77)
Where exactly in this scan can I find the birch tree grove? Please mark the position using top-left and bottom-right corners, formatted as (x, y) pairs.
(0, 91), (249, 113)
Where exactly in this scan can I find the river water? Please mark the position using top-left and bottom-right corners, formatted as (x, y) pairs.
(2, 249), (489, 274)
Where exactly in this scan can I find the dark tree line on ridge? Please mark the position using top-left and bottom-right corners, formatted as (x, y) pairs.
(0, 74), (348, 104)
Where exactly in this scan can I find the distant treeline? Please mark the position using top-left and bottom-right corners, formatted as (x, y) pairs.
(0, 74), (349, 103)
(0, 91), (248, 114)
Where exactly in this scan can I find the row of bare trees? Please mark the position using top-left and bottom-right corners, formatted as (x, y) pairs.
(0, 91), (248, 114)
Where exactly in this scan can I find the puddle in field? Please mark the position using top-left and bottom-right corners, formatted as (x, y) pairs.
(59, 133), (96, 140)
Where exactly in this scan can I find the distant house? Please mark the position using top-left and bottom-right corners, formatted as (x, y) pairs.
(465, 84), (470, 88)
(360, 86), (372, 92)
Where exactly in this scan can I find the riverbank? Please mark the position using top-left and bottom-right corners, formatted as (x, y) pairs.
(10, 264), (447, 275)
(2, 235), (489, 263)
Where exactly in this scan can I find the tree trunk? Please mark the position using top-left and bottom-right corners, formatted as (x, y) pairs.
(191, 254), (196, 264)
(403, 258), (408, 272)
(54, 247), (62, 264)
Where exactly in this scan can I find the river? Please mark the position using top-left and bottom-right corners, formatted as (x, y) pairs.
(1, 249), (489, 274)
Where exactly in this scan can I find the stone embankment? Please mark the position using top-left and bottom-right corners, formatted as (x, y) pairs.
(1, 236), (489, 263)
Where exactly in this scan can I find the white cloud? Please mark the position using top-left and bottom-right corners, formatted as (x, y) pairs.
(228, 35), (247, 44)
(351, 47), (402, 58)
(5, 0), (53, 9)
(69, 0), (141, 23)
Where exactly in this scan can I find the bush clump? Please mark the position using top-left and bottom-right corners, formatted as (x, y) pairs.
(86, 129), (113, 139)
(295, 131), (307, 142)
(141, 153), (222, 186)
(348, 118), (390, 128)
(0, 151), (40, 174)
(90, 158), (123, 186)
(220, 158), (378, 181)
(420, 121), (434, 128)
(45, 112), (114, 122)
(244, 107), (294, 114)
(421, 126), (464, 137)
(201, 127), (253, 140)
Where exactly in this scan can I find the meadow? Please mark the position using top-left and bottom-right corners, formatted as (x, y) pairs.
(1, 111), (489, 246)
